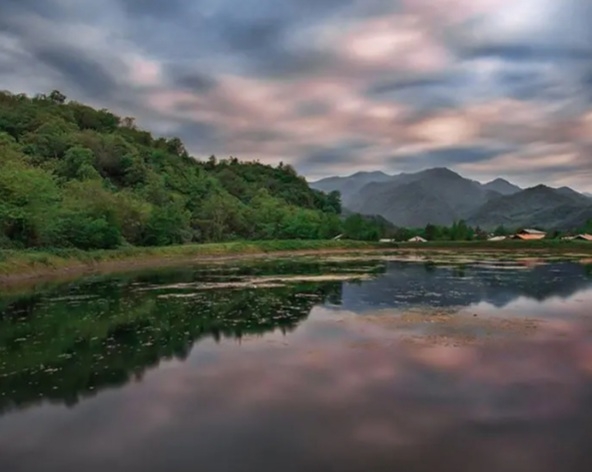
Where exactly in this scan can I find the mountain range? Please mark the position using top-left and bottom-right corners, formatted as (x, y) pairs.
(310, 168), (592, 230)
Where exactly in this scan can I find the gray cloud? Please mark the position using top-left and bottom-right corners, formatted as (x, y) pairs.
(366, 74), (468, 118)
(33, 47), (119, 99)
(299, 140), (374, 171)
(175, 122), (220, 144)
(1, 0), (591, 190)
(367, 75), (457, 96)
(2, 0), (64, 19)
(391, 145), (515, 171)
(168, 69), (217, 93)
(117, 0), (189, 19)
(294, 101), (333, 118)
(461, 44), (591, 62)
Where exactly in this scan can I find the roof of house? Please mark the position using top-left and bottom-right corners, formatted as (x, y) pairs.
(519, 229), (546, 235)
(513, 233), (546, 240)
(574, 234), (592, 241)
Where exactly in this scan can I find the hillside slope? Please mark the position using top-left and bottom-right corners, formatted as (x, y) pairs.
(483, 178), (522, 195)
(0, 90), (343, 249)
(310, 171), (393, 207)
(467, 185), (592, 230)
(349, 168), (497, 227)
(316, 167), (591, 230)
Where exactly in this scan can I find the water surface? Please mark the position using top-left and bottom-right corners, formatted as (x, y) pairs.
(1, 258), (592, 471)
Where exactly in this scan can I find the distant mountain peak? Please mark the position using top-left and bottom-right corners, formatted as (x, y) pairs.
(483, 178), (521, 196)
(528, 184), (553, 192)
(488, 177), (511, 185)
(555, 186), (591, 203)
(398, 167), (465, 182)
(423, 167), (460, 177)
(557, 186), (581, 195)
(309, 169), (393, 206)
(313, 167), (591, 231)
(350, 170), (390, 178)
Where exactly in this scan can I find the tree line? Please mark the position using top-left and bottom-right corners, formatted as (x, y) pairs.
(388, 221), (592, 242)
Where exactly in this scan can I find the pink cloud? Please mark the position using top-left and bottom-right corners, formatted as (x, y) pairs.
(335, 15), (451, 74)
(402, 0), (512, 25)
(128, 57), (163, 87)
(120, 2), (589, 189)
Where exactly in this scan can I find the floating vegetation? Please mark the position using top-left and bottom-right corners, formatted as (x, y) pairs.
(137, 272), (376, 293)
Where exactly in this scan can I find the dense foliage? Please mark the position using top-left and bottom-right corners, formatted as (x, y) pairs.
(0, 90), (356, 249)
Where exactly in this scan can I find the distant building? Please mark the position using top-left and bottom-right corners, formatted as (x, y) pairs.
(510, 229), (546, 241)
(487, 235), (507, 242)
(379, 238), (396, 243)
(408, 236), (427, 243)
(573, 234), (592, 241)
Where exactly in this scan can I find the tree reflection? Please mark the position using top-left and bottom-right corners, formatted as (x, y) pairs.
(0, 281), (342, 414)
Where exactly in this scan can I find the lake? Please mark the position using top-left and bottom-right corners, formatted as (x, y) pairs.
(1, 256), (592, 471)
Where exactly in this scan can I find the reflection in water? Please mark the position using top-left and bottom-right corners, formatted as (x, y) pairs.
(1, 259), (592, 471)
(0, 279), (342, 413)
(340, 261), (592, 311)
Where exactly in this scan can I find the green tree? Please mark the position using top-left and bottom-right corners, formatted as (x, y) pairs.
(142, 203), (191, 246)
(494, 225), (509, 237)
(49, 90), (67, 104)
(450, 220), (473, 241)
(0, 160), (61, 246)
(325, 190), (342, 214)
(343, 214), (380, 241)
(193, 193), (247, 242)
(21, 118), (76, 162)
(424, 223), (438, 241)
(56, 146), (99, 180)
(44, 213), (121, 249)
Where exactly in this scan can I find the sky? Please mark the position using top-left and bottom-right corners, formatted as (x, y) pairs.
(1, 0), (591, 190)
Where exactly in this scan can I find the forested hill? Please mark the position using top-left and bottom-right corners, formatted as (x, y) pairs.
(0, 90), (345, 250)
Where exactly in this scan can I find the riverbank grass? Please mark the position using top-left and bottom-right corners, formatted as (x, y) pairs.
(0, 240), (386, 278)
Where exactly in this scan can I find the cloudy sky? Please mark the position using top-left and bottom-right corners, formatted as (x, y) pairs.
(1, 0), (591, 189)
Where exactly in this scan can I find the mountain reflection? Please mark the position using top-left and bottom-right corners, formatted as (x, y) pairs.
(339, 261), (592, 311)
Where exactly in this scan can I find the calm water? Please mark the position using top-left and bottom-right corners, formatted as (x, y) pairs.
(1, 258), (592, 472)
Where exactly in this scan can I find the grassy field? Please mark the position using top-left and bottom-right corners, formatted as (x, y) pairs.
(1, 239), (592, 285)
(0, 240), (388, 282)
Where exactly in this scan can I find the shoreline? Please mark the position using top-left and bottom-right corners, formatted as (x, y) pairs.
(0, 241), (390, 288)
(2, 240), (592, 289)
